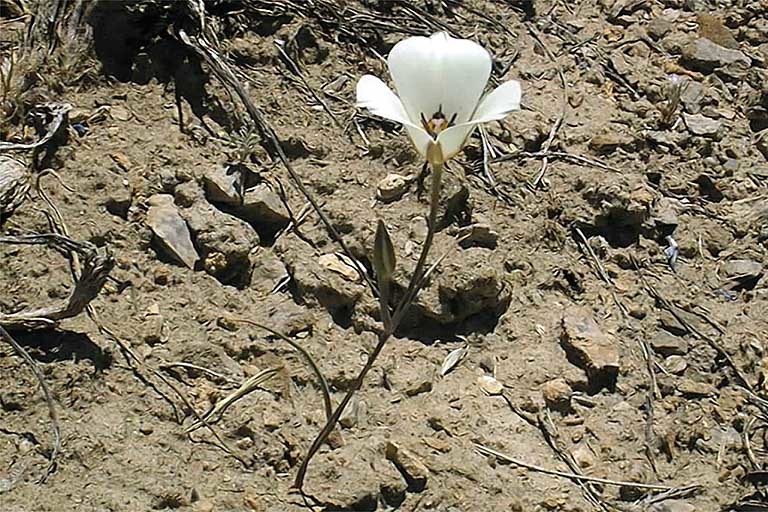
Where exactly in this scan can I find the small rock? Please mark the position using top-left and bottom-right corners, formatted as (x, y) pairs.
(478, 375), (504, 396)
(104, 187), (132, 219)
(457, 220), (499, 249)
(388, 360), (433, 397)
(721, 259), (764, 290)
(385, 442), (429, 492)
(193, 500), (214, 512)
(560, 308), (620, 391)
(678, 379), (716, 397)
(339, 398), (364, 428)
(377, 173), (410, 202)
(146, 194), (199, 269)
(650, 500), (695, 512)
(663, 355), (688, 375)
(647, 17), (673, 40)
(650, 332), (690, 357)
(378, 458), (407, 508)
(571, 444), (596, 469)
(679, 80), (706, 114)
(236, 183), (290, 230)
(110, 105), (132, 122)
(658, 310), (688, 336)
(681, 38), (750, 77)
(589, 131), (635, 153)
(142, 313), (165, 345)
(542, 378), (572, 413)
(203, 165), (241, 205)
(683, 113), (722, 138)
(650, 197), (680, 232)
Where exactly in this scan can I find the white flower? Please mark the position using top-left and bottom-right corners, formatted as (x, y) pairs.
(356, 32), (521, 164)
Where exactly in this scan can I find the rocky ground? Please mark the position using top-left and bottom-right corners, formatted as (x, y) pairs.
(2, 0), (768, 511)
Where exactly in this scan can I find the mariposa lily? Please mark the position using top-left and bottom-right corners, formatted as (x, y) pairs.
(357, 32), (521, 164)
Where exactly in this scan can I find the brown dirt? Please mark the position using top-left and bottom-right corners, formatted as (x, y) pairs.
(2, 1), (768, 511)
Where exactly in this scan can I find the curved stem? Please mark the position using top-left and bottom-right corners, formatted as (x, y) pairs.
(293, 160), (444, 490)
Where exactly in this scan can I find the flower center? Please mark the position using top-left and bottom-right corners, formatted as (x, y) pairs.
(420, 105), (457, 139)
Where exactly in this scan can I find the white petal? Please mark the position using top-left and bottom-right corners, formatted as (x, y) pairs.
(436, 124), (475, 161)
(356, 75), (433, 158)
(471, 80), (521, 123)
(435, 80), (522, 159)
(388, 32), (491, 126)
(404, 126), (433, 160)
(356, 75), (412, 126)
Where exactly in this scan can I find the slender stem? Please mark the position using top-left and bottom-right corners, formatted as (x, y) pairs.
(293, 160), (444, 490)
(392, 160), (443, 326)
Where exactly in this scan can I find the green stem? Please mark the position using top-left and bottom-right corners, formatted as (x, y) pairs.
(293, 159), (444, 490)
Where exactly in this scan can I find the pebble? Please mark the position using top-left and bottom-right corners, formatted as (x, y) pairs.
(650, 499), (696, 512)
(663, 355), (688, 375)
(237, 183), (290, 227)
(721, 259), (764, 290)
(478, 375), (504, 396)
(647, 17), (673, 40)
(385, 442), (429, 492)
(650, 332), (690, 357)
(318, 253), (360, 282)
(377, 173), (410, 202)
(678, 378), (717, 397)
(542, 378), (572, 413)
(104, 187), (132, 219)
(560, 308), (620, 391)
(457, 220), (499, 248)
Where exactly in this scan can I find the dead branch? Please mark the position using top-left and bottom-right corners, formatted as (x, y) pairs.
(0, 233), (114, 329)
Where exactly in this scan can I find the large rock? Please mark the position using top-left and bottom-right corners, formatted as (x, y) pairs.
(407, 247), (510, 325)
(235, 183), (290, 232)
(146, 194), (199, 269)
(181, 189), (259, 286)
(560, 307), (620, 391)
(721, 259), (764, 290)
(203, 165), (241, 205)
(681, 38), (750, 78)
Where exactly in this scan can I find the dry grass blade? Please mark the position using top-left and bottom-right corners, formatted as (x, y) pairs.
(0, 325), (61, 484)
(475, 443), (685, 492)
(225, 317), (332, 421)
(186, 368), (279, 433)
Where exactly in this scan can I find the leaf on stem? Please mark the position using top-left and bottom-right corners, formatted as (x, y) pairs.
(373, 219), (396, 284)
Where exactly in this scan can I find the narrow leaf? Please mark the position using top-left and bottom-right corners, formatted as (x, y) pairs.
(373, 219), (396, 283)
